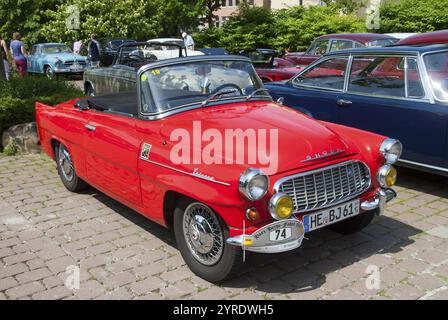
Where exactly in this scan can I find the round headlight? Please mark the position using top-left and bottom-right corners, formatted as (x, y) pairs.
(238, 168), (269, 201)
(377, 165), (397, 187)
(380, 138), (402, 164)
(269, 193), (294, 220)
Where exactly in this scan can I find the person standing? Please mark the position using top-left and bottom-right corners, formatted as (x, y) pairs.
(73, 38), (83, 55)
(87, 33), (100, 67)
(0, 35), (11, 80)
(10, 32), (27, 77)
(182, 32), (195, 51)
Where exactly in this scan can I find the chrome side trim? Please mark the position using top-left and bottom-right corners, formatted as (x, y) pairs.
(398, 159), (448, 173)
(139, 157), (230, 186)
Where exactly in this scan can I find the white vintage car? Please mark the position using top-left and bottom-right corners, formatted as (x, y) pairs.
(146, 38), (204, 60)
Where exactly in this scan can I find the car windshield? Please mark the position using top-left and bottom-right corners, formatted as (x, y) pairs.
(42, 45), (72, 54)
(148, 40), (185, 50)
(110, 40), (135, 49)
(366, 38), (398, 47)
(139, 60), (266, 114)
(117, 44), (159, 67)
(424, 51), (448, 101)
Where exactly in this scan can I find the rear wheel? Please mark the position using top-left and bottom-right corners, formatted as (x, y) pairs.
(173, 199), (242, 283)
(327, 210), (376, 234)
(55, 143), (88, 192)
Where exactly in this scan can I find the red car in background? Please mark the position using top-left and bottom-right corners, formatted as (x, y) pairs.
(239, 49), (303, 82)
(284, 33), (398, 67)
(397, 29), (448, 45)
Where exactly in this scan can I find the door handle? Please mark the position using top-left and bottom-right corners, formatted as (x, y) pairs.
(85, 124), (96, 132)
(337, 99), (352, 107)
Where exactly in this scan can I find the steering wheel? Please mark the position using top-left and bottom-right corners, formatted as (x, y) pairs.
(211, 83), (243, 95)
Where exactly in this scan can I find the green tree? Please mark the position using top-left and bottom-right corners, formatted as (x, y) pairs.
(322, 0), (367, 14)
(379, 0), (448, 33)
(0, 0), (62, 45)
(202, 0), (222, 28)
(273, 5), (365, 51)
(39, 0), (163, 44)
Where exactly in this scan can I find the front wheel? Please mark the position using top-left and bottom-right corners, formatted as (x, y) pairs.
(327, 210), (376, 234)
(173, 199), (242, 283)
(45, 66), (55, 80)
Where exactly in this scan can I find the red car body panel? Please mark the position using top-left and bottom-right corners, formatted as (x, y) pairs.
(284, 33), (397, 66)
(35, 98), (387, 238)
(397, 30), (448, 45)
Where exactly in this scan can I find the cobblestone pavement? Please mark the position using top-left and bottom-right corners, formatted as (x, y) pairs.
(1, 154), (448, 300)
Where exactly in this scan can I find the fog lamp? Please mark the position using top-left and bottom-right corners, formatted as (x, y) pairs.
(377, 165), (397, 187)
(269, 193), (294, 220)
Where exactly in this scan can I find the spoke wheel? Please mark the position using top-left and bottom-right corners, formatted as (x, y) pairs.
(55, 143), (88, 192)
(58, 144), (74, 182)
(182, 203), (224, 266)
(173, 198), (242, 283)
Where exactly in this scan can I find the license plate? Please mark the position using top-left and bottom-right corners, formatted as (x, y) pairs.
(269, 228), (292, 242)
(303, 199), (360, 232)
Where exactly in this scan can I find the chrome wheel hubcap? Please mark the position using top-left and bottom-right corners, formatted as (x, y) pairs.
(183, 203), (224, 266)
(58, 145), (74, 181)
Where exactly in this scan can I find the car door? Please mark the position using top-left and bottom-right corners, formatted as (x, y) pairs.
(267, 55), (349, 121)
(337, 54), (447, 167)
(83, 109), (142, 206)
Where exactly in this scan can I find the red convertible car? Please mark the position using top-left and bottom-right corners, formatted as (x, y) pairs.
(35, 55), (400, 282)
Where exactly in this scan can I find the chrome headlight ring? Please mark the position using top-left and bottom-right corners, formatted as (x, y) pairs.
(238, 168), (269, 201)
(380, 138), (402, 164)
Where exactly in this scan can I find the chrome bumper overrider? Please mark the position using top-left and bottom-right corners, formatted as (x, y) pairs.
(226, 219), (305, 254)
(360, 188), (396, 216)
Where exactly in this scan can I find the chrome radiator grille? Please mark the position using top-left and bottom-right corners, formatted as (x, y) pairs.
(64, 61), (86, 66)
(276, 161), (370, 213)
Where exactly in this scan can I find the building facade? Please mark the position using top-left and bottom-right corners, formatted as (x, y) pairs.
(214, 0), (322, 27)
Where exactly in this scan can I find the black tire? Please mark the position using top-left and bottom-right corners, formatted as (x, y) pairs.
(173, 198), (242, 283)
(55, 143), (88, 192)
(44, 65), (55, 80)
(85, 83), (95, 97)
(327, 210), (377, 234)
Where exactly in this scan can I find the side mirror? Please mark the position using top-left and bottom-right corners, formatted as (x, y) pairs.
(276, 97), (285, 105)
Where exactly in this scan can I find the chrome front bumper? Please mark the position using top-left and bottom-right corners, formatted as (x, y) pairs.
(360, 188), (396, 216)
(227, 188), (396, 253)
(226, 219), (305, 254)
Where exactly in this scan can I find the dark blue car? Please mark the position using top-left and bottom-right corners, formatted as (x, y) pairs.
(266, 44), (448, 175)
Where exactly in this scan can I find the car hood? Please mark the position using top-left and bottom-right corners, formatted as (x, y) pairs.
(156, 101), (355, 179)
(46, 53), (87, 61)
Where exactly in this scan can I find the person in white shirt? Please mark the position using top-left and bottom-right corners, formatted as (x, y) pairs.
(182, 32), (195, 51)
(73, 39), (83, 54)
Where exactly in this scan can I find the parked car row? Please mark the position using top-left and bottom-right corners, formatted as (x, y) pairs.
(33, 29), (447, 282)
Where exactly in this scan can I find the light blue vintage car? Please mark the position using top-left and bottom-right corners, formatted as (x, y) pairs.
(27, 43), (88, 79)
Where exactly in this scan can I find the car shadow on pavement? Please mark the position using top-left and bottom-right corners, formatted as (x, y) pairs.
(396, 166), (448, 198)
(86, 186), (423, 296)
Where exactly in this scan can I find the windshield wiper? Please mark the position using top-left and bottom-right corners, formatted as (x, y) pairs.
(201, 89), (240, 107)
(245, 88), (271, 101)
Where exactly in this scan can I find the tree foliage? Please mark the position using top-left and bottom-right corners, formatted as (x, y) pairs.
(0, 0), (206, 46)
(379, 0), (448, 33)
(194, 4), (366, 52)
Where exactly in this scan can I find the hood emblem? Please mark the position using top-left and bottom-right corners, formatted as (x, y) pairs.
(301, 149), (345, 163)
